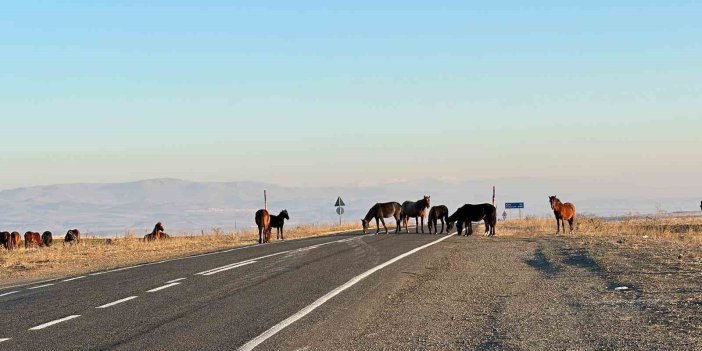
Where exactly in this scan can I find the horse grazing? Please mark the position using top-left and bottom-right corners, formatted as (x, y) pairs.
(0, 232), (10, 250)
(144, 222), (168, 241)
(42, 231), (53, 247)
(255, 209), (272, 244)
(65, 229), (81, 244)
(427, 205), (452, 234)
(549, 196), (576, 234)
(24, 232), (42, 248)
(361, 202), (403, 234)
(448, 203), (497, 236)
(270, 209), (289, 241)
(401, 196), (431, 233)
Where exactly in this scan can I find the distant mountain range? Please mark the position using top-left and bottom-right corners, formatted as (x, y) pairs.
(0, 178), (698, 236)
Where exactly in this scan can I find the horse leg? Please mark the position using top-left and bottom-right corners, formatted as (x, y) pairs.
(440, 219), (444, 234)
(380, 217), (388, 234)
(375, 217), (381, 234)
(258, 227), (263, 244)
(555, 217), (560, 234)
(568, 218), (574, 233)
(281, 225), (284, 240)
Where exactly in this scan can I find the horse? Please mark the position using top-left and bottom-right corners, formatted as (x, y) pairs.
(269, 209), (289, 240)
(144, 222), (168, 241)
(24, 232), (42, 248)
(549, 196), (576, 234)
(0, 232), (10, 249)
(361, 202), (403, 234)
(255, 209), (272, 244)
(42, 231), (53, 247)
(10, 232), (21, 249)
(427, 205), (452, 234)
(447, 203), (497, 236)
(401, 196), (431, 233)
(65, 229), (81, 244)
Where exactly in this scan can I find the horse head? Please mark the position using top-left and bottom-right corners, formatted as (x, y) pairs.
(548, 196), (559, 210)
(154, 222), (165, 233)
(423, 195), (431, 208)
(447, 221), (455, 233)
(361, 219), (369, 234)
(280, 209), (290, 220)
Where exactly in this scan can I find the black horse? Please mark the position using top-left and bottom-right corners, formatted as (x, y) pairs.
(42, 231), (53, 247)
(447, 203), (497, 236)
(270, 209), (290, 240)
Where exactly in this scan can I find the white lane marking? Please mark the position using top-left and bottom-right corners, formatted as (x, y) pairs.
(63, 276), (87, 282)
(27, 284), (54, 290)
(146, 282), (181, 293)
(237, 234), (455, 351)
(0, 338), (10, 343)
(96, 296), (138, 309)
(0, 291), (20, 297)
(198, 261), (258, 276)
(166, 278), (187, 283)
(29, 315), (81, 330)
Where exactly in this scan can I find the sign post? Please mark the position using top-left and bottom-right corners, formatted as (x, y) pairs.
(505, 202), (525, 219)
(334, 196), (346, 225)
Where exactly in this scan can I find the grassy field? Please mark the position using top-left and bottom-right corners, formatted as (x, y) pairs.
(0, 223), (360, 286)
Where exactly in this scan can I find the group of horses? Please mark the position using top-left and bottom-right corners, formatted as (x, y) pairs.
(361, 196), (498, 236)
(360, 195), (577, 236)
(255, 209), (290, 244)
(0, 229), (81, 250)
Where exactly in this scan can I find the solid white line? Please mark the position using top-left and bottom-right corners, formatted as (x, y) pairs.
(29, 315), (81, 331)
(27, 284), (55, 290)
(96, 296), (138, 309)
(63, 276), (87, 282)
(0, 338), (10, 343)
(0, 291), (20, 297)
(146, 282), (181, 293)
(166, 278), (187, 283)
(199, 261), (258, 276)
(237, 234), (455, 351)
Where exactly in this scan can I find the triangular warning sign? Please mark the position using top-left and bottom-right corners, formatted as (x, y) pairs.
(334, 196), (345, 207)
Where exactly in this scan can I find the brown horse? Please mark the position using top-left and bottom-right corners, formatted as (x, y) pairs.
(255, 209), (272, 244)
(361, 202), (403, 234)
(24, 232), (42, 248)
(65, 229), (81, 244)
(144, 222), (167, 241)
(0, 232), (10, 249)
(401, 196), (431, 233)
(427, 205), (452, 234)
(42, 231), (53, 247)
(447, 203), (497, 236)
(10, 232), (21, 249)
(549, 196), (576, 234)
(269, 209), (289, 240)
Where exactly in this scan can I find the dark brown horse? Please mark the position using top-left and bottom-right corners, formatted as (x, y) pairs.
(42, 231), (53, 247)
(448, 203), (497, 236)
(269, 209), (289, 240)
(144, 222), (167, 241)
(65, 229), (81, 244)
(427, 205), (452, 234)
(362, 202), (403, 234)
(255, 209), (272, 244)
(401, 196), (431, 233)
(10, 232), (21, 249)
(24, 232), (42, 248)
(0, 232), (10, 250)
(549, 196), (576, 234)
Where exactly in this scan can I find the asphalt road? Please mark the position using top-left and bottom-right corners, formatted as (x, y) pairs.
(1, 229), (698, 350)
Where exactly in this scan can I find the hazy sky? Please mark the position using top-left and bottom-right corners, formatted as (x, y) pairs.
(1, 1), (700, 191)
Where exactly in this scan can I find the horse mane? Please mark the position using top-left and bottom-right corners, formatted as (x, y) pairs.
(363, 205), (377, 222)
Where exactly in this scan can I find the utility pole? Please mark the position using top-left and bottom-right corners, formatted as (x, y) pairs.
(264, 190), (267, 211)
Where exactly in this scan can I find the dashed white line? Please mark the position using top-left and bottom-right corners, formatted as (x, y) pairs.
(147, 282), (181, 293)
(0, 338), (10, 343)
(27, 284), (55, 290)
(96, 296), (138, 309)
(63, 276), (87, 282)
(29, 315), (81, 331)
(197, 260), (258, 276)
(166, 278), (187, 284)
(0, 291), (19, 298)
(237, 234), (455, 351)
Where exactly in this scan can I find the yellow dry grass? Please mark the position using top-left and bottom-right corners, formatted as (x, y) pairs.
(0, 223), (360, 286)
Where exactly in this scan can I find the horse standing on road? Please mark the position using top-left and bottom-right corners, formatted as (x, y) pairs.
(401, 196), (431, 233)
(549, 196), (576, 234)
(427, 205), (452, 234)
(255, 209), (272, 244)
(361, 202), (403, 234)
(269, 209), (290, 241)
(448, 203), (497, 236)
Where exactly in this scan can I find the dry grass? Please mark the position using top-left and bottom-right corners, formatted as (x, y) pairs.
(0, 223), (360, 286)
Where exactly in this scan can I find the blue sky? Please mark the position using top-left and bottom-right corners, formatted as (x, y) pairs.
(1, 1), (700, 190)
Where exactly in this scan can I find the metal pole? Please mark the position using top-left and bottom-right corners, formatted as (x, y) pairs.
(492, 186), (496, 207)
(264, 190), (267, 211)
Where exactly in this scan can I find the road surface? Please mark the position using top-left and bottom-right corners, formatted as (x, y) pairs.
(0, 229), (699, 350)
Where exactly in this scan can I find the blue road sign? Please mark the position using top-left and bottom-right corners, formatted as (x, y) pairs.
(505, 202), (524, 209)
